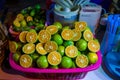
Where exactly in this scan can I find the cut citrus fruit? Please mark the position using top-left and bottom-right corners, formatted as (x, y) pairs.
(72, 29), (81, 41)
(61, 29), (74, 40)
(75, 21), (87, 31)
(36, 43), (47, 55)
(88, 40), (100, 52)
(44, 41), (58, 52)
(26, 31), (38, 43)
(13, 20), (20, 27)
(19, 31), (28, 43)
(26, 16), (33, 22)
(75, 54), (89, 68)
(22, 43), (35, 54)
(65, 45), (78, 58)
(46, 25), (58, 35)
(19, 54), (33, 68)
(9, 41), (18, 53)
(16, 13), (24, 21)
(38, 30), (51, 43)
(47, 51), (61, 66)
(83, 29), (93, 41)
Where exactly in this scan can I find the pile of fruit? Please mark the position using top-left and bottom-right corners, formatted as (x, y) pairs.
(9, 21), (100, 69)
(10, 4), (46, 34)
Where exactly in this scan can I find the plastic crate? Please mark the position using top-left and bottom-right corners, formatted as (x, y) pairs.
(9, 51), (102, 79)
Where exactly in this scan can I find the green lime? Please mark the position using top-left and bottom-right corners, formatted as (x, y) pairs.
(35, 4), (41, 10)
(37, 56), (49, 68)
(63, 40), (74, 47)
(61, 56), (73, 68)
(76, 39), (87, 51)
(53, 22), (62, 31)
(21, 9), (27, 15)
(57, 45), (65, 56)
(72, 61), (76, 68)
(28, 21), (34, 26)
(20, 20), (27, 27)
(12, 52), (21, 63)
(30, 10), (35, 17)
(52, 34), (63, 45)
(30, 53), (40, 61)
(87, 52), (98, 64)
(50, 65), (59, 69)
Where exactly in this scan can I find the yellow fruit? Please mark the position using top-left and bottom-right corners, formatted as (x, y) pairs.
(9, 41), (18, 53)
(16, 13), (24, 21)
(88, 40), (100, 52)
(36, 43), (47, 55)
(26, 16), (33, 22)
(46, 25), (58, 35)
(65, 45), (78, 58)
(19, 54), (33, 68)
(38, 30), (51, 43)
(26, 31), (38, 43)
(72, 29), (81, 41)
(76, 54), (89, 68)
(19, 31), (28, 43)
(75, 21), (87, 31)
(61, 29), (74, 40)
(13, 20), (20, 27)
(47, 51), (61, 66)
(83, 29), (93, 41)
(22, 43), (35, 54)
(44, 41), (58, 53)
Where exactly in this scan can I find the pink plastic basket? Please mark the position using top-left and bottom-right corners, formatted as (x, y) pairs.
(9, 51), (102, 79)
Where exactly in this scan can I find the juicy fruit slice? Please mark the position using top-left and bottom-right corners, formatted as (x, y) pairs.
(83, 29), (93, 41)
(19, 54), (33, 68)
(72, 29), (81, 41)
(38, 30), (51, 43)
(26, 31), (38, 43)
(16, 13), (24, 21)
(9, 41), (18, 53)
(88, 40), (100, 52)
(61, 29), (74, 40)
(52, 34), (63, 45)
(37, 56), (49, 68)
(44, 41), (58, 52)
(22, 43), (35, 54)
(61, 56), (73, 68)
(76, 54), (89, 68)
(46, 25), (58, 35)
(36, 43), (47, 55)
(47, 51), (61, 66)
(13, 20), (20, 27)
(65, 45), (78, 58)
(19, 31), (28, 43)
(26, 16), (33, 22)
(75, 21), (87, 31)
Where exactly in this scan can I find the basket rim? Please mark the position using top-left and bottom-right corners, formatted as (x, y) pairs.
(9, 51), (102, 73)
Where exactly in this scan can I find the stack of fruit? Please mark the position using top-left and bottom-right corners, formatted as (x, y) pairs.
(9, 21), (100, 69)
(9, 4), (46, 37)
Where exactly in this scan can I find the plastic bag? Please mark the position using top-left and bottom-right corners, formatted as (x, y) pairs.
(100, 14), (120, 55)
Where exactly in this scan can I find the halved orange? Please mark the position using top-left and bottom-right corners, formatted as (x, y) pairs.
(26, 16), (33, 22)
(75, 21), (87, 31)
(47, 51), (61, 66)
(72, 29), (81, 41)
(61, 29), (74, 40)
(46, 25), (58, 35)
(38, 30), (51, 43)
(9, 41), (18, 53)
(26, 31), (38, 43)
(88, 40), (100, 52)
(83, 29), (93, 41)
(16, 13), (24, 21)
(75, 54), (89, 68)
(36, 43), (47, 55)
(44, 41), (58, 53)
(65, 45), (78, 58)
(19, 54), (33, 68)
(19, 31), (28, 43)
(22, 43), (35, 54)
